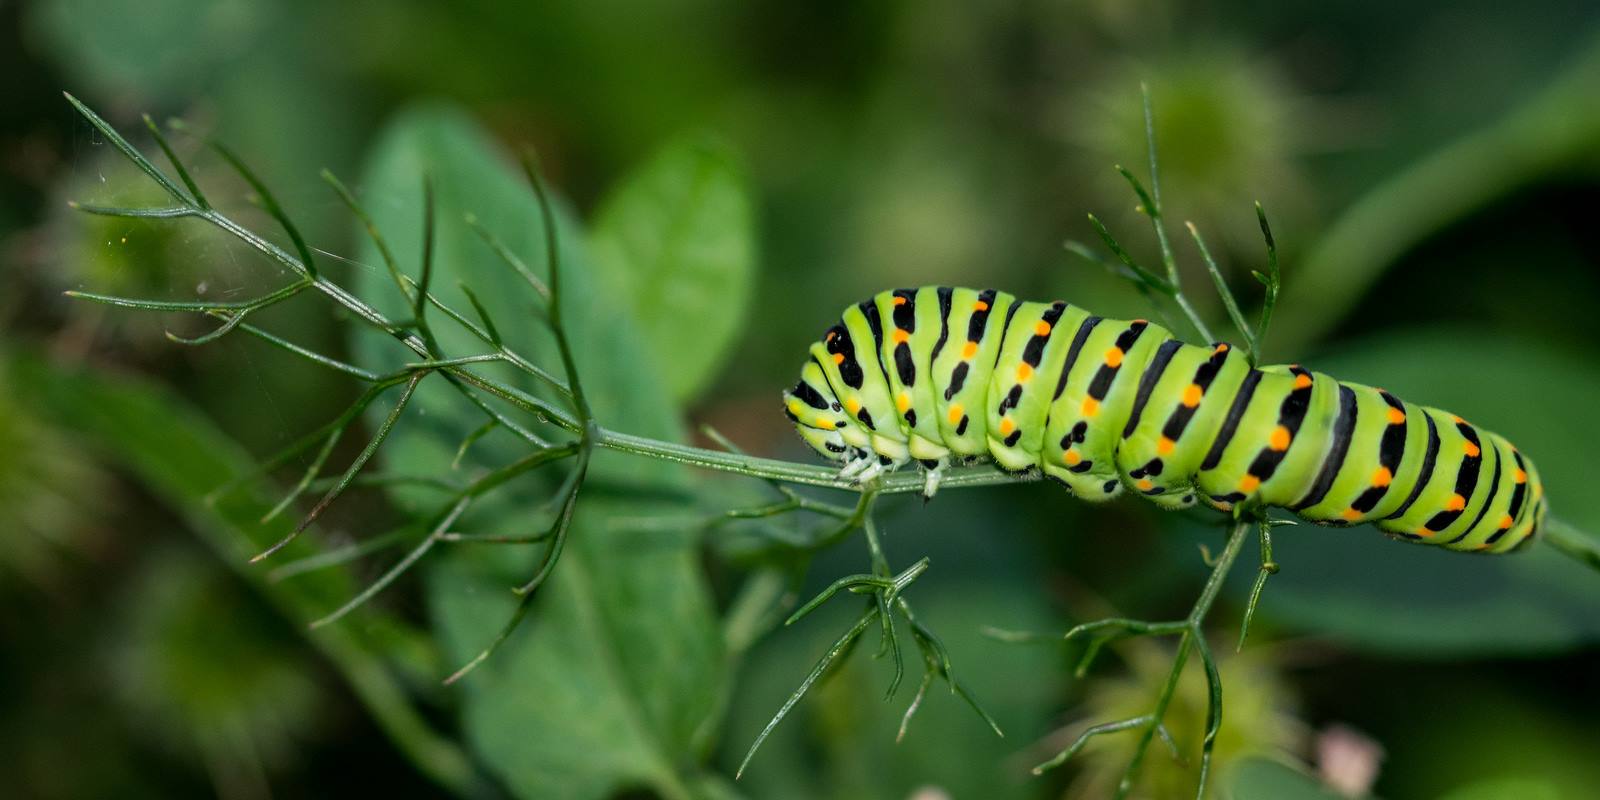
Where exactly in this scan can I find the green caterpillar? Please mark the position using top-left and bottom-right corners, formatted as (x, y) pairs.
(784, 287), (1546, 553)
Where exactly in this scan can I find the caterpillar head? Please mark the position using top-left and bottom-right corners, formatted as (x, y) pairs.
(784, 361), (857, 460)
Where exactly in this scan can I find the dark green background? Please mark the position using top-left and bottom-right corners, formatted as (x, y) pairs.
(3, 1), (1599, 798)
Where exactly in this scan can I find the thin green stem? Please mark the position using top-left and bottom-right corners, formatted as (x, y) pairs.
(67, 202), (198, 219)
(1135, 86), (1182, 294)
(1113, 519), (1250, 800)
(438, 530), (555, 544)
(231, 320), (381, 381)
(184, 123), (319, 279)
(308, 498), (472, 629)
(1034, 715), (1153, 775)
(321, 168), (413, 304)
(1251, 202), (1281, 358)
(144, 114), (209, 210)
(1024, 518), (1251, 800)
(594, 428), (1030, 493)
(64, 92), (192, 204)
(412, 175), (440, 353)
(737, 604), (879, 779)
(250, 373), (425, 562)
(521, 152), (591, 421)
(1185, 221), (1257, 363)
(458, 283), (503, 346)
(266, 526), (417, 582)
(464, 212), (552, 300)
(1544, 517), (1600, 572)
(1238, 517), (1278, 651)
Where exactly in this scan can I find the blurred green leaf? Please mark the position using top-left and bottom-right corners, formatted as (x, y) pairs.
(8, 352), (483, 797)
(352, 105), (724, 799)
(1228, 758), (1348, 800)
(109, 547), (322, 790)
(1276, 34), (1600, 353)
(1229, 329), (1600, 655)
(1375, 682), (1600, 798)
(29, 0), (277, 100)
(0, 358), (113, 589)
(589, 134), (756, 405)
(1439, 777), (1561, 800)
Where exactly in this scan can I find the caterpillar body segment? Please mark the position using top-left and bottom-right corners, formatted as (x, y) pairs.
(784, 287), (1547, 553)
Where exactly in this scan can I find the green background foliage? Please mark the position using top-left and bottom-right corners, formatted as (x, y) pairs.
(3, 1), (1600, 798)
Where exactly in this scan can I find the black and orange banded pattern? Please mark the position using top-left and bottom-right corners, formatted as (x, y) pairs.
(784, 287), (1546, 553)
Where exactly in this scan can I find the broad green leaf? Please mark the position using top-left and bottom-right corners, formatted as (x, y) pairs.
(8, 352), (483, 797)
(352, 106), (723, 799)
(590, 135), (756, 405)
(1228, 758), (1349, 800)
(1223, 329), (1600, 655)
(431, 498), (725, 800)
(349, 103), (685, 488)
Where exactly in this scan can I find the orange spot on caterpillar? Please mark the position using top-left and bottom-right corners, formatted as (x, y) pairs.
(1500, 515), (1514, 530)
(1132, 319), (1148, 325)
(1016, 363), (1033, 381)
(1216, 501), (1234, 512)
(962, 341), (978, 359)
(1514, 468), (1527, 484)
(892, 295), (908, 306)
(973, 300), (989, 312)
(1372, 466), (1393, 487)
(1463, 441), (1480, 458)
(844, 397), (861, 414)
(947, 404), (964, 425)
(998, 417), (1015, 436)
(1137, 479), (1154, 492)
(832, 352), (845, 365)
(1416, 527), (1434, 538)
(891, 328), (911, 344)
(1104, 347), (1124, 368)
(826, 331), (838, 343)
(1063, 449), (1081, 466)
(1446, 494), (1466, 512)
(1238, 475), (1261, 493)
(1182, 384), (1203, 407)
(1034, 320), (1052, 336)
(1452, 415), (1465, 424)
(896, 393), (911, 412)
(1269, 425), (1291, 451)
(1214, 343), (1229, 354)
(1342, 508), (1362, 522)
(1387, 407), (1406, 425)
(1157, 437), (1175, 455)
(1293, 373), (1313, 390)
(1081, 397), (1100, 417)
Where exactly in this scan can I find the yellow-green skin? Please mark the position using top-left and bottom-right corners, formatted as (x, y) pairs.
(785, 287), (1546, 553)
